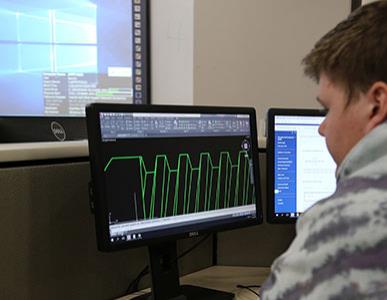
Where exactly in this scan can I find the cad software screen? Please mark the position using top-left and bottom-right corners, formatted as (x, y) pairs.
(0, 0), (148, 116)
(98, 112), (258, 244)
(274, 115), (336, 217)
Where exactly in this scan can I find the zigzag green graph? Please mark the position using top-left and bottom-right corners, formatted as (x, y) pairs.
(104, 151), (255, 220)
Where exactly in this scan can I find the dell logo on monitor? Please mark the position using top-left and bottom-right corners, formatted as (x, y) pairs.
(189, 231), (199, 237)
(50, 121), (66, 141)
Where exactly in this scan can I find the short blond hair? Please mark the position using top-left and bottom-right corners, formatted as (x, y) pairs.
(302, 0), (387, 101)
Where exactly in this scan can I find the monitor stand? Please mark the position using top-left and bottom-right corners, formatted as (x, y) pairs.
(132, 241), (234, 300)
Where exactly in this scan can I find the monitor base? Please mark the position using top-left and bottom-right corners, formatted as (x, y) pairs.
(132, 241), (235, 300)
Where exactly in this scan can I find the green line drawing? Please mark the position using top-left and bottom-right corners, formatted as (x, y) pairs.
(104, 151), (255, 220)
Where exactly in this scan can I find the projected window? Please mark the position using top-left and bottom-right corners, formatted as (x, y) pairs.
(0, 4), (97, 73)
(0, 0), (148, 120)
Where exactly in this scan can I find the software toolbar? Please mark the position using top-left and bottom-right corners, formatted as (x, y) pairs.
(100, 112), (251, 140)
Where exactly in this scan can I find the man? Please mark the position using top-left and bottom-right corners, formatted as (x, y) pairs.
(261, 1), (387, 299)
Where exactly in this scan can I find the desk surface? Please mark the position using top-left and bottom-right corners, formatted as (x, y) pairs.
(119, 266), (270, 300)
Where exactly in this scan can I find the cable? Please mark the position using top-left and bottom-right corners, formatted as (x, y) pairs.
(125, 265), (149, 294)
(125, 234), (212, 295)
(236, 284), (260, 297)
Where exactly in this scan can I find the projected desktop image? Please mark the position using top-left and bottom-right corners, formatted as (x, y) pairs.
(0, 0), (150, 143)
(266, 108), (336, 223)
(86, 104), (262, 300)
(0, 0), (148, 117)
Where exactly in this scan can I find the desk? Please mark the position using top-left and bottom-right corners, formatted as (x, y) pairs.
(119, 266), (270, 300)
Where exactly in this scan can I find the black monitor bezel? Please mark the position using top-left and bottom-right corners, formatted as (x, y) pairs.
(86, 103), (263, 252)
(0, 0), (151, 144)
(266, 108), (327, 224)
(351, 0), (362, 11)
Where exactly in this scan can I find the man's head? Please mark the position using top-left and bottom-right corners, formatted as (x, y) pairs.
(302, 0), (387, 166)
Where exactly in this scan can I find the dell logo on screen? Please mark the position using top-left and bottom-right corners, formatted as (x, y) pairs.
(50, 121), (66, 141)
(189, 231), (199, 237)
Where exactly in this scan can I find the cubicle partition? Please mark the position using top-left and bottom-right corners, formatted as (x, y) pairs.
(0, 159), (212, 299)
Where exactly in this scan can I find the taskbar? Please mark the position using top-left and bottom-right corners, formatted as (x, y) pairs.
(275, 212), (303, 218)
(109, 205), (256, 243)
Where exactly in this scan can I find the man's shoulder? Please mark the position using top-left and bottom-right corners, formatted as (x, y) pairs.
(261, 172), (387, 300)
(304, 171), (387, 221)
(298, 173), (387, 251)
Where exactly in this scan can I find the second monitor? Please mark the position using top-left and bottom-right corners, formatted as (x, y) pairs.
(266, 108), (337, 223)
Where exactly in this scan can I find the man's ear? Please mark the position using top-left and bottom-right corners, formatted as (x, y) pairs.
(365, 81), (387, 133)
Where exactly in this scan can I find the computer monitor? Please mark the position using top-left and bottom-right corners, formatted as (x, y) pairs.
(86, 103), (262, 300)
(0, 0), (149, 142)
(266, 108), (336, 224)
